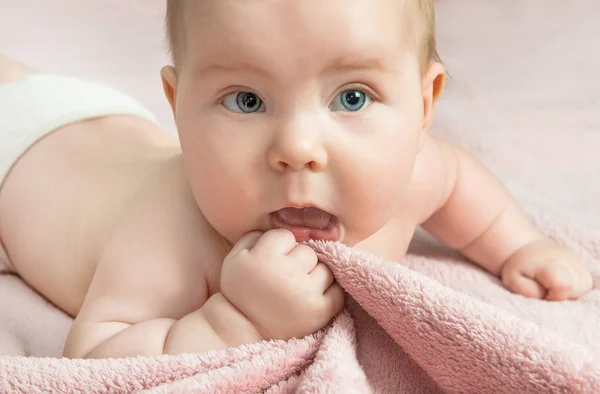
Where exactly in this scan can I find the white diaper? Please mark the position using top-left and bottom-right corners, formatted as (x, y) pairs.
(0, 74), (158, 272)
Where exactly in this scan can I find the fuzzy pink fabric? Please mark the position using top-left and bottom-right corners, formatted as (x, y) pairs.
(1, 0), (599, 393)
(1, 235), (600, 393)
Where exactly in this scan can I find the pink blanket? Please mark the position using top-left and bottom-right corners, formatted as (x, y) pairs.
(1, 234), (600, 393)
(1, 1), (600, 393)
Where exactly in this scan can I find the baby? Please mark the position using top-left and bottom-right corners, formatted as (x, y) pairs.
(0, 0), (593, 359)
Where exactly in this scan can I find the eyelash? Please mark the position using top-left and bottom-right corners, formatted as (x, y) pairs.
(333, 83), (379, 103)
(216, 86), (259, 105)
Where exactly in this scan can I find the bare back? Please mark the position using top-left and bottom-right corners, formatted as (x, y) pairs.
(0, 56), (189, 317)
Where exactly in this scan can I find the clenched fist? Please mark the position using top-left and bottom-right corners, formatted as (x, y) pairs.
(220, 229), (345, 340)
(501, 239), (594, 301)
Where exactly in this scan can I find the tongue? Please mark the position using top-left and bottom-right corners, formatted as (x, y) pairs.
(277, 207), (333, 229)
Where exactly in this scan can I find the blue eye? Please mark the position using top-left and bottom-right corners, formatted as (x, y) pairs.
(222, 91), (266, 113)
(330, 89), (372, 112)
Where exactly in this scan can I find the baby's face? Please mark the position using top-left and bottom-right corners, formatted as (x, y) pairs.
(165, 0), (441, 247)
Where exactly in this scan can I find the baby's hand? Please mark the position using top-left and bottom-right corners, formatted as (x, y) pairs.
(501, 239), (594, 301)
(220, 229), (345, 341)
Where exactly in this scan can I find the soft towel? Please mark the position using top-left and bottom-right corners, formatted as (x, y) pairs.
(1, 234), (599, 393)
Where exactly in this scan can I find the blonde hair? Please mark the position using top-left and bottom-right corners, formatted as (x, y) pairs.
(165, 0), (440, 70)
(415, 0), (441, 67)
(165, 0), (184, 65)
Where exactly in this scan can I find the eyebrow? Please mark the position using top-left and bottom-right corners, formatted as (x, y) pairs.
(197, 56), (389, 79)
(198, 61), (270, 78)
(322, 57), (389, 74)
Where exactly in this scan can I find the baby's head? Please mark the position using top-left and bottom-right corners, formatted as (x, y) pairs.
(161, 0), (445, 247)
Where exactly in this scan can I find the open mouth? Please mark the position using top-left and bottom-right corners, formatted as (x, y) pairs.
(270, 206), (341, 242)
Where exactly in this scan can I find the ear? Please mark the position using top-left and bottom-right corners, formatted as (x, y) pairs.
(421, 62), (446, 134)
(161, 65), (179, 118)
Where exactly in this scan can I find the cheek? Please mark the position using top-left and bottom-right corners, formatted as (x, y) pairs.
(350, 142), (416, 212)
(178, 106), (255, 190)
(337, 109), (422, 236)
(176, 109), (265, 239)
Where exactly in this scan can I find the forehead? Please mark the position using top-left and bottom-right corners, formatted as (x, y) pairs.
(183, 0), (412, 71)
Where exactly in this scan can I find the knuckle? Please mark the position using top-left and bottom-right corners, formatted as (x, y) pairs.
(297, 245), (318, 263)
(281, 230), (298, 245)
(226, 249), (252, 270)
(270, 228), (295, 240)
(263, 229), (296, 249)
(501, 271), (518, 288)
(295, 243), (315, 254)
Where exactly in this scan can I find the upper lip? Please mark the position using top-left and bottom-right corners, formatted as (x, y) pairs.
(284, 202), (316, 209)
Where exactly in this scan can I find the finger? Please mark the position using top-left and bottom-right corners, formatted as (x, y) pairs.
(308, 262), (335, 292)
(252, 228), (297, 255)
(545, 286), (572, 302)
(503, 271), (546, 299)
(536, 263), (577, 301)
(322, 282), (345, 317)
(288, 244), (319, 273)
(536, 263), (573, 292)
(229, 231), (264, 256)
(567, 271), (594, 300)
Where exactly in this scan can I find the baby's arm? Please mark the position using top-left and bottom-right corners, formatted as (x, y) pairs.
(63, 164), (262, 358)
(421, 137), (593, 300)
(66, 291), (262, 358)
(421, 138), (542, 275)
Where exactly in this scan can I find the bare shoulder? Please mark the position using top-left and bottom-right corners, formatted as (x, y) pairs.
(405, 134), (459, 225)
(355, 135), (460, 261)
(74, 156), (229, 326)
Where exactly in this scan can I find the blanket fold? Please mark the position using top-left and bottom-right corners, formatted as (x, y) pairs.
(2, 238), (599, 393)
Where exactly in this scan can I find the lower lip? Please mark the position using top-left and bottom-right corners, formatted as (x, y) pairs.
(270, 211), (341, 242)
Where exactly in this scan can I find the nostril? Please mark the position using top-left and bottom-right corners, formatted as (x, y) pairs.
(268, 150), (326, 172)
(309, 160), (325, 172)
(277, 161), (289, 171)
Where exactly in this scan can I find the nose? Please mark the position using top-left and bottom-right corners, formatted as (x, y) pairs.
(267, 115), (328, 172)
